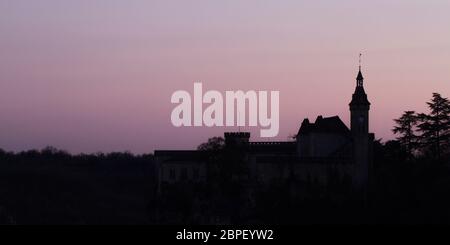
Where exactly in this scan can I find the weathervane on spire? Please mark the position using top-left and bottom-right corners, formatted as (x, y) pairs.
(359, 53), (362, 71)
(356, 53), (364, 86)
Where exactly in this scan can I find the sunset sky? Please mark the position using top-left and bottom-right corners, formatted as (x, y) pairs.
(1, 0), (450, 153)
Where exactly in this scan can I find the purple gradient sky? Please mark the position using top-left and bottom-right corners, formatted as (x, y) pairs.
(1, 0), (450, 153)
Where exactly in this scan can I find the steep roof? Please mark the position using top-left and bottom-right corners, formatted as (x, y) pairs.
(297, 116), (350, 136)
(357, 69), (364, 81)
(350, 68), (370, 107)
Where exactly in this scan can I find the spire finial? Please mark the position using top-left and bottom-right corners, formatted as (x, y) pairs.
(359, 53), (362, 71)
(356, 53), (364, 86)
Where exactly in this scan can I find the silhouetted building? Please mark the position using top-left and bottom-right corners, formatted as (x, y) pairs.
(155, 67), (374, 191)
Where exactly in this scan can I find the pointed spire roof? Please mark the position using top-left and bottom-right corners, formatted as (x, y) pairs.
(350, 53), (370, 107)
(357, 67), (364, 81)
(350, 66), (370, 107)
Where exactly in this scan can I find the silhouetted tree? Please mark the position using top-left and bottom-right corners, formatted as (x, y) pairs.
(197, 137), (225, 152)
(392, 111), (419, 158)
(417, 93), (450, 159)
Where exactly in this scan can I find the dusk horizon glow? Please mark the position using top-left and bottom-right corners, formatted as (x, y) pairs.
(1, 0), (450, 154)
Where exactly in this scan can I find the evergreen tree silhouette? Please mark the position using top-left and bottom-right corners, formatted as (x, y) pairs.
(417, 93), (450, 159)
(393, 111), (419, 158)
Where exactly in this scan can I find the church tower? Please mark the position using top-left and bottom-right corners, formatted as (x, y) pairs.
(350, 67), (370, 134)
(349, 63), (371, 189)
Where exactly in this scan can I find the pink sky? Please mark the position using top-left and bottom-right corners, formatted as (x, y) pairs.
(0, 0), (450, 153)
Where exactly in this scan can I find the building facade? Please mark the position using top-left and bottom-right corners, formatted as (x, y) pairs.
(155, 67), (374, 191)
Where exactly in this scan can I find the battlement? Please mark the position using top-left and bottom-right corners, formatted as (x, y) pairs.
(224, 132), (251, 138)
(250, 141), (294, 146)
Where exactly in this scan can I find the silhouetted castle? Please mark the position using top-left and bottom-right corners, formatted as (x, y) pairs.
(155, 67), (374, 191)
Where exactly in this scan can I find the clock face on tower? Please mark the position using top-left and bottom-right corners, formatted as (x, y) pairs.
(358, 115), (365, 124)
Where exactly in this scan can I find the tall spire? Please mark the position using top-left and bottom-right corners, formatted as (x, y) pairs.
(357, 53), (364, 87)
(350, 53), (370, 107)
